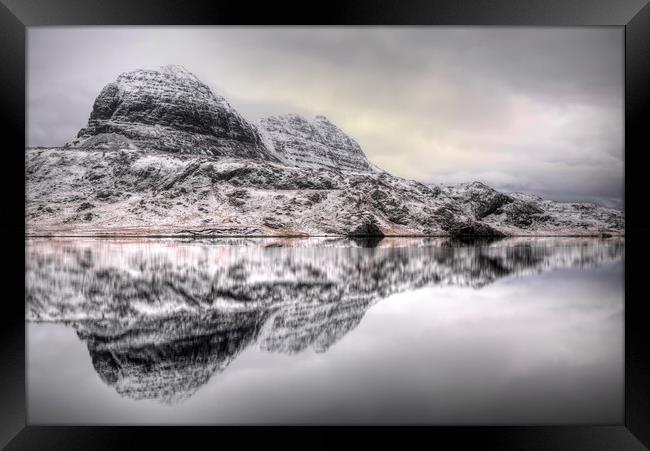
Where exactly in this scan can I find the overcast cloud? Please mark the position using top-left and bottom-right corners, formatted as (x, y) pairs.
(27, 27), (624, 209)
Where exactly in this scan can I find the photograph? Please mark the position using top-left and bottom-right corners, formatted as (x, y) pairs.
(24, 26), (625, 425)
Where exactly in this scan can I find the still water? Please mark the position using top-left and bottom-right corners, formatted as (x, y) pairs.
(26, 237), (624, 424)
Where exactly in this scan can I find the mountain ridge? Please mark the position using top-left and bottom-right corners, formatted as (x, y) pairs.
(26, 65), (624, 237)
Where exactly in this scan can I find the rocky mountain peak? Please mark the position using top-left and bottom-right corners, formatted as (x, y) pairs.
(73, 65), (276, 161)
(259, 113), (377, 172)
(70, 66), (379, 173)
(142, 64), (199, 79)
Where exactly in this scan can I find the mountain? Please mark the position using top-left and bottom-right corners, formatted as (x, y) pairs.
(25, 149), (624, 237)
(26, 237), (624, 402)
(69, 65), (274, 161)
(258, 114), (378, 172)
(25, 65), (624, 237)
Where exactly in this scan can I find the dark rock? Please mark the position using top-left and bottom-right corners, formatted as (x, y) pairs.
(228, 189), (249, 199)
(96, 191), (112, 200)
(474, 193), (513, 219)
(306, 192), (325, 204)
(347, 217), (384, 237)
(263, 217), (285, 229)
(503, 201), (544, 228)
(77, 202), (95, 211)
(447, 220), (506, 237)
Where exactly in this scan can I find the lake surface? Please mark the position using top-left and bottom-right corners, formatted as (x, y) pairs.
(26, 237), (624, 424)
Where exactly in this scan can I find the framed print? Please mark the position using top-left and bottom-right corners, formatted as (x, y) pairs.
(2, 0), (650, 449)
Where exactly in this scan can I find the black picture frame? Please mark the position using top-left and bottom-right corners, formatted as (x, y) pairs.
(2, 0), (649, 449)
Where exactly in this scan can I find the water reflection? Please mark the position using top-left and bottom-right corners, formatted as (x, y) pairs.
(26, 237), (624, 411)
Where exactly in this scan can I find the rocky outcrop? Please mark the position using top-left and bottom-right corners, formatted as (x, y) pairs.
(259, 114), (378, 172)
(347, 216), (385, 237)
(437, 182), (624, 236)
(70, 65), (274, 160)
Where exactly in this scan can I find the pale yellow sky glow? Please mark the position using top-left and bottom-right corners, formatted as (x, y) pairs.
(28, 27), (624, 208)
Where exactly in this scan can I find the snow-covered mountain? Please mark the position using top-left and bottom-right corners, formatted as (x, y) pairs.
(25, 65), (624, 237)
(26, 237), (623, 402)
(70, 65), (273, 161)
(259, 114), (378, 172)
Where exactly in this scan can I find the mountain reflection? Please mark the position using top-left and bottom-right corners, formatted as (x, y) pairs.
(80, 311), (268, 403)
(26, 237), (624, 403)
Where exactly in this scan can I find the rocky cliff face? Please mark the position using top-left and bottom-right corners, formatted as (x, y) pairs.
(70, 65), (274, 160)
(26, 237), (623, 402)
(259, 114), (378, 172)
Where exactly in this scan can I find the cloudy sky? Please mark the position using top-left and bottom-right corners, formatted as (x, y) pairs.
(27, 27), (624, 208)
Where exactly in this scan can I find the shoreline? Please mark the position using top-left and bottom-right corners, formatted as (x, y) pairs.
(25, 232), (625, 238)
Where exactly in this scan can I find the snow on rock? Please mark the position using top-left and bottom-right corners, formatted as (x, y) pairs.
(435, 181), (624, 236)
(70, 65), (274, 161)
(258, 114), (377, 172)
(26, 148), (505, 237)
(26, 65), (625, 237)
(26, 148), (623, 237)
